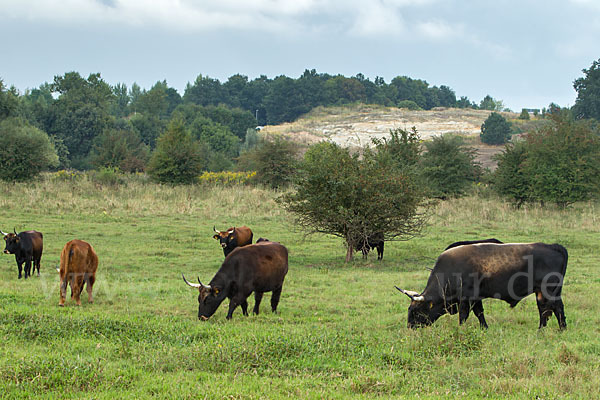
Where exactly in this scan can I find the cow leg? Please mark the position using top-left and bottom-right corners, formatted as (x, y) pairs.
(472, 300), (488, 329)
(240, 300), (249, 316)
(59, 278), (68, 306)
(271, 287), (283, 313)
(377, 242), (384, 260)
(226, 293), (249, 319)
(458, 301), (471, 325)
(552, 298), (567, 330)
(226, 302), (238, 319)
(253, 292), (264, 315)
(24, 258), (32, 279)
(34, 258), (41, 276)
(72, 273), (85, 306)
(17, 261), (23, 279)
(536, 292), (552, 329)
(86, 273), (95, 303)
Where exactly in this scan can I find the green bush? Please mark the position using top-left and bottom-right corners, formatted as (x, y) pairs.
(480, 112), (512, 145)
(92, 166), (125, 186)
(147, 119), (206, 184)
(518, 109), (531, 120)
(492, 141), (530, 207)
(420, 135), (480, 199)
(90, 126), (149, 172)
(0, 118), (59, 181)
(237, 137), (298, 189)
(371, 127), (421, 172)
(524, 115), (600, 207)
(492, 114), (600, 207)
(396, 100), (421, 110)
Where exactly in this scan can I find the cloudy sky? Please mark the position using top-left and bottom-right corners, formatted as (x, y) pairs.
(2, 0), (600, 111)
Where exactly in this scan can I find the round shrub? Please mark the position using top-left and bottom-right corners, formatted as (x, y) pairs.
(480, 112), (512, 145)
(0, 118), (59, 181)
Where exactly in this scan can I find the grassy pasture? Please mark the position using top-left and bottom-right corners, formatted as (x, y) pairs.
(0, 175), (599, 399)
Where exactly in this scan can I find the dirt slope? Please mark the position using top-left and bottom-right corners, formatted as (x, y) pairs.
(260, 105), (517, 169)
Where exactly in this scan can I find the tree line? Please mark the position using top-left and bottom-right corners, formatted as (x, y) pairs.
(0, 69), (508, 173)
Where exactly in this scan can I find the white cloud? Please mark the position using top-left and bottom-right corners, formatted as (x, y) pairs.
(416, 20), (462, 40)
(0, 0), (443, 37)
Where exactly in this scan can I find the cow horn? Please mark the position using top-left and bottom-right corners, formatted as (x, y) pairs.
(0, 230), (7, 236)
(227, 227), (235, 234)
(395, 286), (425, 302)
(198, 277), (211, 290)
(14, 228), (17, 235)
(213, 226), (221, 234)
(182, 273), (203, 289)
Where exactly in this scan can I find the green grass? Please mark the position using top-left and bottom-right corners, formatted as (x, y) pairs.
(0, 175), (599, 399)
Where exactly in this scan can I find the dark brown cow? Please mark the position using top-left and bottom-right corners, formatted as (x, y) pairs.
(396, 242), (568, 330)
(58, 240), (98, 307)
(355, 232), (385, 260)
(183, 241), (288, 320)
(2, 229), (43, 279)
(213, 226), (253, 257)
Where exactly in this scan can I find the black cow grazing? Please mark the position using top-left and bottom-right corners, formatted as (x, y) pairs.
(2, 229), (43, 279)
(213, 226), (253, 257)
(444, 238), (503, 251)
(183, 241), (288, 320)
(355, 233), (384, 260)
(396, 242), (568, 330)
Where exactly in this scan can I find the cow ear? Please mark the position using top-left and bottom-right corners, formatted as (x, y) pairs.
(213, 234), (219, 240)
(429, 301), (434, 309)
(212, 287), (220, 295)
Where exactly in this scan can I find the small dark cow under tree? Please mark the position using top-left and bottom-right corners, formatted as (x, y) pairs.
(355, 233), (384, 260)
(213, 226), (253, 257)
(183, 241), (288, 320)
(2, 229), (43, 279)
(58, 239), (98, 307)
(396, 242), (568, 330)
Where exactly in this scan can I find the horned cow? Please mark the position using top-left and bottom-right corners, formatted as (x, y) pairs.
(396, 242), (568, 330)
(2, 229), (43, 279)
(213, 226), (253, 257)
(183, 241), (288, 320)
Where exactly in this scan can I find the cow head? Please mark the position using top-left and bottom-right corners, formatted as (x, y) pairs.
(2, 229), (19, 255)
(213, 226), (236, 250)
(182, 274), (228, 321)
(395, 286), (447, 328)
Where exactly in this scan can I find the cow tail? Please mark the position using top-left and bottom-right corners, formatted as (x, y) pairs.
(65, 243), (75, 278)
(552, 244), (568, 298)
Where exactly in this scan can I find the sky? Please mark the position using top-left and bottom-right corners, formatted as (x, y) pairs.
(2, 0), (600, 112)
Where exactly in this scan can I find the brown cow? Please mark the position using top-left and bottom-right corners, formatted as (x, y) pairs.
(183, 241), (288, 320)
(213, 226), (253, 257)
(58, 240), (98, 307)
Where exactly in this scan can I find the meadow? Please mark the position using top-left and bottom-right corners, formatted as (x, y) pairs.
(0, 175), (599, 399)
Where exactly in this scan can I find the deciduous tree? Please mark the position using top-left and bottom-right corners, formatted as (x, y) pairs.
(281, 142), (427, 262)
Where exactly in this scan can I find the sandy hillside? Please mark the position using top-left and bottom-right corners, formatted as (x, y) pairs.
(260, 105), (518, 169)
